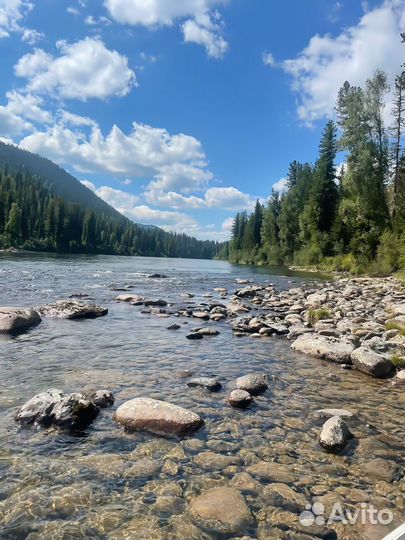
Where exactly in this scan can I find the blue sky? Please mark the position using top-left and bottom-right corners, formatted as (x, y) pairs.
(0, 0), (404, 239)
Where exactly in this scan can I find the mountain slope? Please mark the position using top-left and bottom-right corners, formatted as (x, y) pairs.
(0, 143), (221, 258)
(0, 141), (122, 219)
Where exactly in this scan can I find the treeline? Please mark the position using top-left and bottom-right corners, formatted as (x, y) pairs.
(0, 167), (221, 258)
(222, 68), (405, 275)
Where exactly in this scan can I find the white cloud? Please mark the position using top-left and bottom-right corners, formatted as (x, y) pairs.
(262, 51), (275, 66)
(104, 0), (224, 26)
(145, 185), (255, 210)
(0, 0), (32, 38)
(67, 6), (80, 15)
(104, 0), (228, 58)
(19, 120), (213, 197)
(182, 11), (228, 59)
(81, 179), (199, 232)
(84, 14), (111, 26)
(0, 90), (51, 137)
(221, 216), (233, 231)
(15, 37), (136, 100)
(283, 0), (405, 124)
(5, 90), (52, 124)
(57, 109), (97, 127)
(21, 27), (43, 44)
(272, 177), (288, 193)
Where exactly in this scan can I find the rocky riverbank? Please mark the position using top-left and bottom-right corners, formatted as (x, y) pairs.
(115, 275), (405, 383)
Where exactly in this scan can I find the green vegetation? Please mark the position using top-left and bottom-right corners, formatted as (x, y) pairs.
(307, 308), (331, 327)
(219, 63), (405, 276)
(385, 321), (405, 337)
(0, 166), (221, 258)
(391, 354), (405, 369)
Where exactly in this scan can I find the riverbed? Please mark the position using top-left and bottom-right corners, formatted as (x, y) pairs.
(0, 253), (403, 540)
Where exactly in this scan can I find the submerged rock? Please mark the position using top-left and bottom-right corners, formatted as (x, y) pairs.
(186, 332), (203, 340)
(144, 299), (168, 307)
(291, 334), (356, 364)
(319, 415), (353, 453)
(0, 307), (41, 333)
(351, 347), (394, 378)
(15, 388), (64, 427)
(235, 373), (268, 395)
(115, 294), (143, 304)
(186, 377), (222, 391)
(37, 300), (108, 319)
(190, 487), (254, 534)
(167, 324), (181, 330)
(313, 408), (354, 420)
(148, 273), (168, 279)
(228, 389), (252, 408)
(113, 397), (204, 436)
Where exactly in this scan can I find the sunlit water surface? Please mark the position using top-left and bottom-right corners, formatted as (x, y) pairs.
(0, 253), (403, 540)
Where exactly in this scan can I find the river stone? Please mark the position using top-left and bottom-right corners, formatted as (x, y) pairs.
(359, 459), (399, 482)
(186, 377), (222, 392)
(192, 311), (210, 320)
(37, 300), (108, 319)
(167, 324), (181, 330)
(85, 389), (114, 408)
(144, 299), (168, 307)
(15, 388), (64, 426)
(228, 389), (252, 408)
(193, 327), (220, 336)
(313, 408), (354, 420)
(115, 294), (143, 304)
(319, 416), (353, 453)
(246, 461), (294, 483)
(235, 373), (268, 395)
(351, 347), (394, 377)
(186, 332), (203, 340)
(113, 397), (204, 436)
(395, 369), (405, 381)
(52, 393), (99, 430)
(291, 334), (356, 363)
(0, 307), (41, 333)
(190, 487), (254, 534)
(262, 483), (308, 513)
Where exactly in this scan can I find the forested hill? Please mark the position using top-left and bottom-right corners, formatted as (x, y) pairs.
(220, 68), (405, 276)
(0, 142), (122, 219)
(0, 146), (221, 258)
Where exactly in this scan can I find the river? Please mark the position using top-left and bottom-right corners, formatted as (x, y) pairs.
(0, 253), (403, 540)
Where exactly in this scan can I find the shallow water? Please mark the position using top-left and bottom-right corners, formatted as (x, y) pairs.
(0, 253), (403, 540)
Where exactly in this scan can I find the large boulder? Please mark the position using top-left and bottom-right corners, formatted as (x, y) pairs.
(37, 300), (107, 319)
(15, 388), (64, 427)
(291, 334), (356, 364)
(113, 397), (204, 436)
(319, 415), (353, 453)
(235, 373), (268, 395)
(351, 347), (394, 378)
(52, 393), (99, 430)
(0, 307), (41, 333)
(190, 487), (254, 534)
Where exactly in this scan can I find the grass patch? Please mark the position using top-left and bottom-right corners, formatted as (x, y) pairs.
(385, 321), (405, 337)
(391, 354), (405, 369)
(308, 308), (331, 327)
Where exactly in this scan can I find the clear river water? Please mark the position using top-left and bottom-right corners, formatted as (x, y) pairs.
(0, 253), (403, 540)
